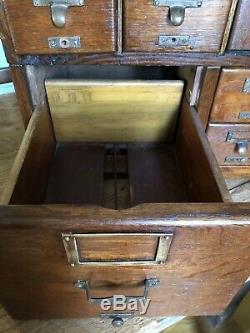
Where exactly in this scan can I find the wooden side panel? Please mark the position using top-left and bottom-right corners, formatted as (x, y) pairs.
(177, 101), (230, 202)
(210, 68), (250, 123)
(45, 144), (105, 204)
(0, 205), (249, 318)
(123, 0), (232, 52)
(128, 144), (188, 205)
(228, 0), (250, 50)
(197, 67), (221, 129)
(9, 107), (56, 204)
(45, 80), (184, 142)
(3, 0), (116, 54)
(11, 67), (33, 127)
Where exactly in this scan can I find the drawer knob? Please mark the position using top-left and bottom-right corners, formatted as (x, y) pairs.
(153, 0), (203, 26)
(33, 0), (84, 28)
(236, 141), (248, 155)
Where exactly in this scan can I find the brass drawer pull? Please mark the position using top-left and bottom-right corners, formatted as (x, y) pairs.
(62, 233), (173, 267)
(33, 0), (84, 28)
(74, 278), (160, 305)
(226, 131), (250, 155)
(153, 0), (203, 26)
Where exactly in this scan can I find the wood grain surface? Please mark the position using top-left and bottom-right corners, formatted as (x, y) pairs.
(210, 68), (250, 123)
(228, 0), (250, 50)
(3, 0), (116, 54)
(45, 80), (184, 142)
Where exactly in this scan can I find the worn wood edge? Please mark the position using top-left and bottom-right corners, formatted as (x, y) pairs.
(189, 106), (231, 202)
(0, 109), (40, 205)
(221, 166), (250, 179)
(190, 66), (204, 106)
(14, 51), (250, 67)
(197, 67), (221, 129)
(45, 79), (185, 87)
(220, 0), (239, 54)
(11, 66), (33, 127)
(0, 203), (250, 229)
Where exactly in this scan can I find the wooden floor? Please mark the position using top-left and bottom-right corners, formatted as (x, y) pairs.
(0, 93), (249, 333)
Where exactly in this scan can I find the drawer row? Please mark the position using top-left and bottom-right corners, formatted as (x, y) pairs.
(2, 0), (250, 55)
(207, 68), (250, 171)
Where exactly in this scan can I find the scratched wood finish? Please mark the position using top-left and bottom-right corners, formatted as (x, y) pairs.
(210, 68), (250, 123)
(3, 0), (116, 54)
(17, 51), (250, 67)
(207, 124), (250, 166)
(123, 0), (232, 52)
(228, 0), (250, 50)
(45, 80), (184, 142)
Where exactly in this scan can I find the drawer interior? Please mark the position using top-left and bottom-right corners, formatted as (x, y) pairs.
(3, 79), (229, 207)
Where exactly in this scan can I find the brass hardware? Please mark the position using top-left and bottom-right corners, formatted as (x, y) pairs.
(158, 35), (193, 48)
(153, 0), (203, 26)
(226, 131), (250, 155)
(33, 0), (84, 28)
(243, 79), (250, 93)
(62, 233), (174, 266)
(236, 142), (248, 155)
(239, 112), (250, 120)
(101, 313), (133, 327)
(225, 156), (248, 164)
(74, 278), (160, 305)
(48, 36), (81, 48)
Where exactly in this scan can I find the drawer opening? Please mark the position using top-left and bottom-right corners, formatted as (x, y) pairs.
(2, 80), (230, 207)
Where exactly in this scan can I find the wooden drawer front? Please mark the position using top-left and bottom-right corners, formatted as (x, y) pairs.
(0, 209), (250, 319)
(210, 69), (250, 123)
(3, 0), (116, 54)
(123, 0), (232, 52)
(228, 0), (250, 50)
(207, 124), (250, 166)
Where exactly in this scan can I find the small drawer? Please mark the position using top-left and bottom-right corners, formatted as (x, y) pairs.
(228, 0), (250, 50)
(207, 123), (250, 165)
(210, 69), (250, 123)
(1, 79), (250, 321)
(123, 0), (232, 52)
(3, 0), (116, 54)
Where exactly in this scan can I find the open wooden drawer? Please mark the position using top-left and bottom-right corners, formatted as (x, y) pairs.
(0, 80), (249, 321)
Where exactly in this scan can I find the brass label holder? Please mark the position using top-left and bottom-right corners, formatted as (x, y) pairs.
(62, 233), (174, 266)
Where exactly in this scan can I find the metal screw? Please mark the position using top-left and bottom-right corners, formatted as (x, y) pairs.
(64, 236), (70, 242)
(112, 317), (124, 328)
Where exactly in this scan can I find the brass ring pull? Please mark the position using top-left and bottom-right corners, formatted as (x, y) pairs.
(74, 278), (160, 305)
